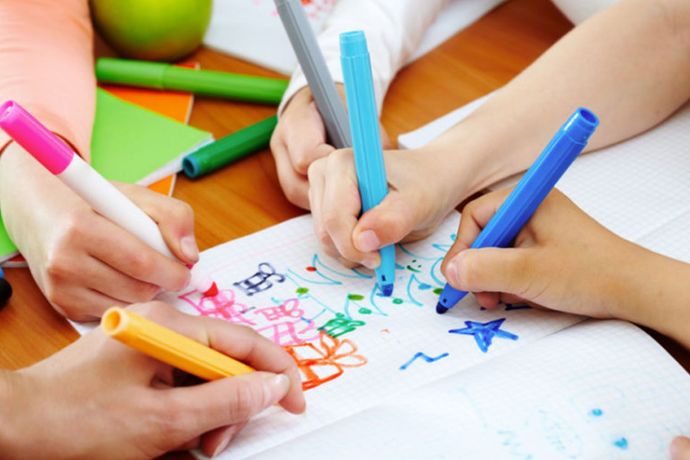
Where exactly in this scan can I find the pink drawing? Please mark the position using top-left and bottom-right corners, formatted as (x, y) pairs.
(178, 289), (256, 326)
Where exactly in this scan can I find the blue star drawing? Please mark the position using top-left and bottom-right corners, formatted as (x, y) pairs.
(449, 318), (518, 353)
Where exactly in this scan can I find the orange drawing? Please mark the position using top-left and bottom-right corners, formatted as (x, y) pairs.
(285, 331), (367, 390)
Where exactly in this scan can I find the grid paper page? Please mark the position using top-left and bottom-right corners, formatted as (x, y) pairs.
(254, 320), (690, 459)
(151, 212), (583, 459)
(399, 100), (690, 258)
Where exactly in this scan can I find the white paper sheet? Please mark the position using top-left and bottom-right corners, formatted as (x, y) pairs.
(253, 320), (690, 459)
(150, 212), (582, 459)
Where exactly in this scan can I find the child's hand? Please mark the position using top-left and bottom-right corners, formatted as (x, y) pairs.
(8, 301), (305, 459)
(270, 86), (390, 209)
(307, 147), (456, 269)
(0, 144), (199, 321)
(441, 188), (633, 318)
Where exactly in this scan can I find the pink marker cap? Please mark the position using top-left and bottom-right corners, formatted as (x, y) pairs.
(0, 100), (75, 174)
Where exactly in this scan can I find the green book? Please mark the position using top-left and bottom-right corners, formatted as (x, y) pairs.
(0, 88), (212, 262)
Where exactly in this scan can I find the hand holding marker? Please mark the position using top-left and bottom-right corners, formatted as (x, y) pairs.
(0, 101), (218, 297)
(340, 31), (396, 296)
(436, 108), (599, 313)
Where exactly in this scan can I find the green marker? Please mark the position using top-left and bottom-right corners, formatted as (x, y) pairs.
(96, 58), (288, 105)
(182, 115), (278, 179)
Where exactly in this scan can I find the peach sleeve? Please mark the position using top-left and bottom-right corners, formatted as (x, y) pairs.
(0, 0), (95, 159)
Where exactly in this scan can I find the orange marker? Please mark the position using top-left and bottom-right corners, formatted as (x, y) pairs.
(101, 307), (254, 380)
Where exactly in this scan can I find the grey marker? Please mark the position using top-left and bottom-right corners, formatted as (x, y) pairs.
(275, 0), (351, 148)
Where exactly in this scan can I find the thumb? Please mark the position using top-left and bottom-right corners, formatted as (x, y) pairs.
(168, 372), (290, 442)
(353, 193), (421, 252)
(444, 247), (532, 296)
(672, 436), (690, 460)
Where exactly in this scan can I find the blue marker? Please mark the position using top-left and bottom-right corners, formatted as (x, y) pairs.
(436, 108), (599, 314)
(0, 267), (12, 308)
(340, 31), (395, 297)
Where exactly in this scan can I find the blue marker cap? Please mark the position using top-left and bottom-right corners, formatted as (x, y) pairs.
(436, 107), (599, 314)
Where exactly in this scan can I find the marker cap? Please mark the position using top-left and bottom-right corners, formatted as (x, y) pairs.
(340, 31), (368, 58)
(563, 107), (599, 144)
(0, 100), (75, 174)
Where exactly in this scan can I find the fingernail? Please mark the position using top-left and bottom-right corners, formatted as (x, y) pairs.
(180, 235), (200, 262)
(361, 254), (379, 270)
(262, 374), (290, 408)
(212, 428), (235, 458)
(355, 230), (380, 252)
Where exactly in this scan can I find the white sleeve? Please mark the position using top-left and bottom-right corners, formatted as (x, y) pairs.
(279, 0), (449, 115)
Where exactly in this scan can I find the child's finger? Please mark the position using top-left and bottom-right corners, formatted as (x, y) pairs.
(49, 285), (126, 322)
(320, 150), (376, 268)
(671, 436), (690, 460)
(133, 302), (306, 414)
(116, 183), (199, 265)
(85, 216), (190, 292)
(283, 101), (333, 175)
(164, 372), (290, 446)
(200, 422), (246, 458)
(78, 256), (159, 304)
(444, 247), (534, 297)
(270, 136), (310, 209)
(352, 191), (422, 252)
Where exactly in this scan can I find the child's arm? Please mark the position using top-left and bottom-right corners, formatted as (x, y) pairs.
(308, 0), (690, 268)
(0, 1), (203, 320)
(0, 0), (95, 157)
(0, 302), (305, 458)
(270, 0), (448, 208)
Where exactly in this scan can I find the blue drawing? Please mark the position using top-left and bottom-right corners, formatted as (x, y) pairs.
(613, 437), (628, 450)
(448, 318), (519, 352)
(400, 352), (449, 370)
(590, 408), (604, 417)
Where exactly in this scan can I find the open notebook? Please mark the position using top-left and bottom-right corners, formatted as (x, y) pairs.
(71, 209), (690, 458)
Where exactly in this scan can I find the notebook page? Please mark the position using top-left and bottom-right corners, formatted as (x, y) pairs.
(254, 320), (690, 459)
(151, 212), (582, 459)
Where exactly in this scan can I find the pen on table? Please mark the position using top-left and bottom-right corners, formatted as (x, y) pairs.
(182, 115), (278, 179)
(0, 267), (12, 308)
(436, 107), (600, 314)
(274, 0), (351, 148)
(96, 58), (288, 105)
(340, 31), (395, 297)
(0, 100), (218, 297)
(102, 307), (254, 380)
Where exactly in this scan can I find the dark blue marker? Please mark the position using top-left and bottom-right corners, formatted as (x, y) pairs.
(0, 268), (12, 308)
(437, 108), (599, 314)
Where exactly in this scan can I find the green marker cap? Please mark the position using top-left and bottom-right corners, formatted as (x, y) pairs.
(96, 58), (167, 88)
(183, 115), (278, 179)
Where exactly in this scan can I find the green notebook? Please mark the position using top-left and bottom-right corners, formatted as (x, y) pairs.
(0, 88), (212, 262)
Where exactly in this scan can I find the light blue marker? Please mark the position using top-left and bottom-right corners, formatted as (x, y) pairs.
(437, 107), (599, 314)
(340, 31), (395, 297)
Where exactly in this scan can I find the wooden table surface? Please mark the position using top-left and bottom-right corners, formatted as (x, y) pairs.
(1, 0), (687, 401)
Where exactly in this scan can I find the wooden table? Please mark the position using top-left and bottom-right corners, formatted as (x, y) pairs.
(1, 0), (687, 421)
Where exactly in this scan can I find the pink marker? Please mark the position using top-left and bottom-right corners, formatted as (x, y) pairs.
(0, 100), (218, 297)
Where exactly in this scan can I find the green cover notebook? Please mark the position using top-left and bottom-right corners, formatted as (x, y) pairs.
(0, 88), (211, 262)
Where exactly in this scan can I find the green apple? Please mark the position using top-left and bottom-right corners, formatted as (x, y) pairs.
(91, 0), (212, 61)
